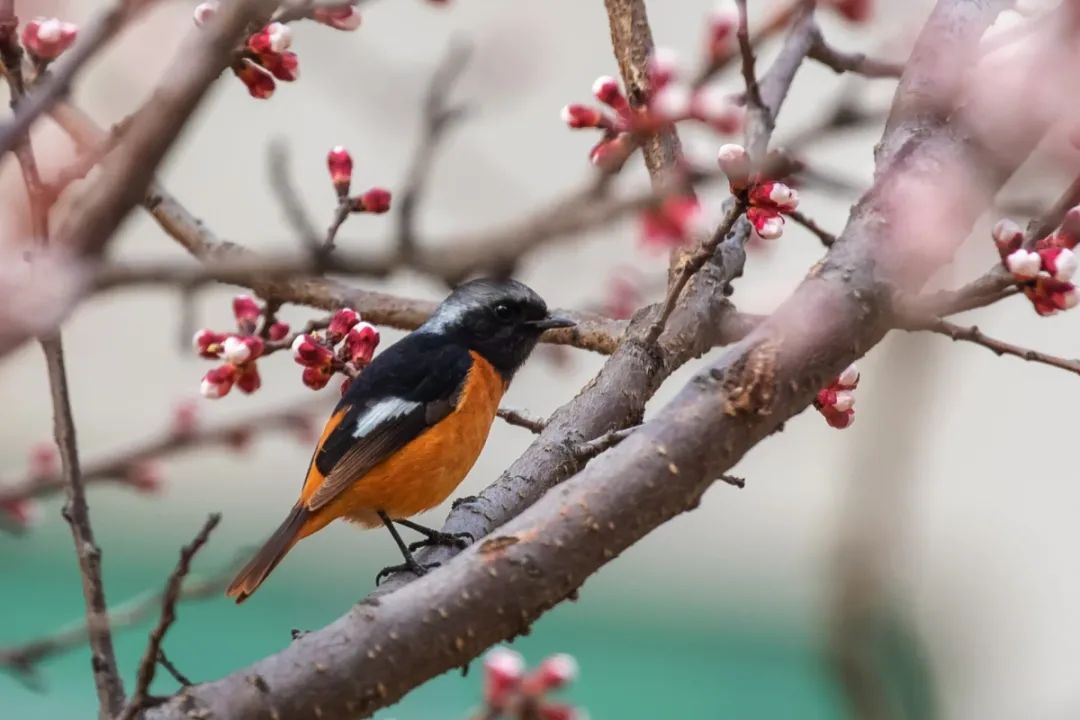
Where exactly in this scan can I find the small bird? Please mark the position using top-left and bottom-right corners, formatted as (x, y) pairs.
(226, 278), (574, 602)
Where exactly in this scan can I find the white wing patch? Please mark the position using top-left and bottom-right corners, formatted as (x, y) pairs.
(417, 300), (466, 334)
(352, 398), (422, 439)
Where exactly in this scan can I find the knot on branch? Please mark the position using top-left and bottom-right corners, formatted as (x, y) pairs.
(713, 338), (779, 416)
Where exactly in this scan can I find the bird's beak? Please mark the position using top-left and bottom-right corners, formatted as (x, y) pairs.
(527, 315), (576, 330)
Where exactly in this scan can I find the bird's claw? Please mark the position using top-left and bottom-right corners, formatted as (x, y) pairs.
(375, 559), (441, 586)
(406, 531), (473, 553)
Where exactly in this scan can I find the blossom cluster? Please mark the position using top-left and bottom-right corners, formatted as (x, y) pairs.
(718, 143), (800, 240)
(481, 647), (584, 720)
(291, 308), (380, 392)
(561, 10), (743, 167)
(195, 296), (282, 399)
(326, 146), (392, 212)
(813, 363), (860, 429)
(193, 2), (360, 99)
(994, 213), (1079, 315)
(20, 17), (78, 64)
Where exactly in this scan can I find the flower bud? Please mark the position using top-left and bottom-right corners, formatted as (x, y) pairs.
(248, 22), (293, 55)
(193, 1), (219, 26)
(126, 461), (164, 494)
(302, 365), (333, 390)
(716, 143), (751, 190)
(200, 365), (237, 399)
(1004, 248), (1042, 279)
(236, 364), (262, 394)
(327, 146), (353, 197)
(21, 18), (78, 62)
(292, 334), (334, 367)
(261, 51), (299, 82)
(234, 59), (276, 99)
(328, 308), (361, 341)
(561, 104), (605, 129)
(483, 647), (525, 707)
(193, 329), (226, 358)
(837, 363), (860, 389)
(312, 6), (363, 31)
(345, 322), (380, 365)
(1040, 247), (1078, 282)
(353, 188), (392, 213)
(267, 321), (291, 341)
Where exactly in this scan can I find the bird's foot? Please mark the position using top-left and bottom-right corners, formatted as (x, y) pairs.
(375, 559), (441, 586)
(406, 530), (473, 553)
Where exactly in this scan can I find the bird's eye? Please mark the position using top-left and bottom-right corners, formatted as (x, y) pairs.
(492, 303), (514, 321)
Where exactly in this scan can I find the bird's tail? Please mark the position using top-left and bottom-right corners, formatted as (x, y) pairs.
(226, 504), (310, 603)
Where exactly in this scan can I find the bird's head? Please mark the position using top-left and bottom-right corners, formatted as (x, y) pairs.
(419, 278), (575, 378)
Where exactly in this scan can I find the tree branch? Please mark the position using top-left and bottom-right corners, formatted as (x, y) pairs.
(41, 335), (125, 718)
(912, 318), (1080, 376)
(118, 514), (222, 720)
(807, 24), (906, 79)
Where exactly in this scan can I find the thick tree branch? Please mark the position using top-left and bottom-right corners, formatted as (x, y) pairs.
(137, 4), (1048, 718)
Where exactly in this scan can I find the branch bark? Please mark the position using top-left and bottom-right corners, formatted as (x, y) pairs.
(139, 3), (1049, 719)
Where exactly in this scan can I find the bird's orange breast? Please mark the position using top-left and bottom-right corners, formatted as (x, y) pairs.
(299, 352), (505, 534)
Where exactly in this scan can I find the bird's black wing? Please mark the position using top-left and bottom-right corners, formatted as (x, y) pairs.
(304, 335), (473, 512)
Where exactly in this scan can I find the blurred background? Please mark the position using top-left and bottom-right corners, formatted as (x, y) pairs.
(2, 1), (1080, 718)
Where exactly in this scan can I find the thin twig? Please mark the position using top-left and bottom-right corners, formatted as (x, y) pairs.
(642, 200), (747, 344)
(496, 408), (547, 434)
(0, 400), (320, 509)
(0, 553), (244, 685)
(155, 649), (193, 688)
(571, 425), (638, 461)
(807, 26), (905, 79)
(913, 318), (1080, 376)
(397, 41), (471, 264)
(118, 514), (222, 720)
(40, 335), (125, 716)
(787, 208), (836, 247)
(267, 140), (322, 250)
(735, 0), (766, 113)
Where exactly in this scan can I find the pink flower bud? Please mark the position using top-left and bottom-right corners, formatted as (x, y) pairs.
(261, 51), (299, 82)
(200, 365), (237, 399)
(302, 365), (333, 390)
(232, 295), (261, 323)
(233, 59), (276, 99)
(749, 181), (798, 211)
(650, 83), (692, 121)
(312, 6), (363, 31)
(248, 22), (292, 55)
(1040, 247), (1078, 282)
(222, 336), (253, 364)
(533, 654), (578, 691)
(832, 390), (855, 413)
(193, 329), (226, 358)
(647, 47), (681, 90)
(708, 6), (738, 60)
(267, 321), (291, 341)
(837, 363), (860, 389)
(345, 322), (380, 365)
(641, 196), (703, 249)
(30, 443), (58, 478)
(292, 334), (334, 367)
(483, 647), (525, 707)
(1005, 248), (1042, 279)
(717, 144), (751, 189)
(1, 498), (42, 529)
(992, 218), (1024, 255)
(353, 188), (392, 213)
(21, 17), (78, 62)
(561, 104), (605, 129)
(236, 364), (262, 394)
(193, 1), (219, 26)
(172, 400), (198, 436)
(692, 85), (743, 133)
(827, 0), (873, 23)
(327, 146), (353, 197)
(824, 407), (855, 429)
(591, 76), (628, 114)
(328, 308), (361, 340)
(126, 461), (164, 494)
(747, 207), (784, 240)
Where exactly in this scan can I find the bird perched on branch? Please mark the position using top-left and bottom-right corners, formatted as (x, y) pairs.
(227, 278), (574, 602)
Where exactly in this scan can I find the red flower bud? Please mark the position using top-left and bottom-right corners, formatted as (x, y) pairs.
(328, 308), (361, 340)
(193, 329), (226, 358)
(483, 647), (524, 709)
(235, 364), (262, 394)
(312, 6), (362, 31)
(345, 322), (380, 365)
(247, 22), (292, 55)
(126, 461), (164, 494)
(233, 295), (261, 324)
(21, 17), (78, 63)
(560, 104), (606, 130)
(539, 704), (581, 720)
(292, 334), (334, 367)
(591, 76), (628, 115)
(172, 400), (198, 436)
(260, 50), (299, 82)
(200, 365), (237, 399)
(327, 146), (353, 198)
(267, 321), (291, 341)
(302, 365), (333, 390)
(234, 59), (276, 99)
(353, 188), (392, 213)
(222, 335), (265, 364)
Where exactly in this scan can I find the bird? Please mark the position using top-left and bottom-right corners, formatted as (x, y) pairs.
(226, 278), (574, 602)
